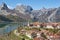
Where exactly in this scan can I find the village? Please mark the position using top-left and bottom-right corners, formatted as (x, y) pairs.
(13, 22), (60, 40)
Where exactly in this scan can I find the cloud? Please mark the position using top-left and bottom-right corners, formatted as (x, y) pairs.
(16, 3), (27, 6)
(16, 3), (22, 6)
(7, 5), (13, 9)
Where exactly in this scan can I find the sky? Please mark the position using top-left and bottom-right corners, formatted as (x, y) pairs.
(0, 0), (60, 10)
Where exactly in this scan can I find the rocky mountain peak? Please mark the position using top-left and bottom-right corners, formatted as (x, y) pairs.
(15, 4), (33, 12)
(0, 2), (8, 10)
(41, 7), (47, 11)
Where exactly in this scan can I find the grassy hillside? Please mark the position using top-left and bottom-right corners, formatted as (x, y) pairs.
(0, 15), (28, 22)
(0, 31), (32, 40)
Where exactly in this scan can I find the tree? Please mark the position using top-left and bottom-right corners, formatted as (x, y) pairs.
(22, 38), (25, 40)
(52, 24), (58, 34)
(31, 32), (37, 38)
(40, 23), (44, 28)
(41, 33), (47, 39)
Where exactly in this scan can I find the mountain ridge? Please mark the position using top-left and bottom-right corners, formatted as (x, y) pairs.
(0, 3), (60, 22)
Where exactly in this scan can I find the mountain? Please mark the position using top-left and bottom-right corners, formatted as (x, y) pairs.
(0, 2), (8, 10)
(0, 3), (31, 22)
(14, 5), (33, 14)
(31, 7), (60, 22)
(0, 3), (60, 22)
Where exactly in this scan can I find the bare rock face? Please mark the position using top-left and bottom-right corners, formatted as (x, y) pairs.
(31, 7), (60, 22)
(0, 3), (32, 22)
(0, 2), (8, 10)
(14, 5), (33, 14)
(0, 3), (60, 22)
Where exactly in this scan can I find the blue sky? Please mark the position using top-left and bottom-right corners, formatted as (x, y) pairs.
(0, 0), (60, 10)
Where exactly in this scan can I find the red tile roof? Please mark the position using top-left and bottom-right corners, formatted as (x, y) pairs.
(33, 37), (44, 40)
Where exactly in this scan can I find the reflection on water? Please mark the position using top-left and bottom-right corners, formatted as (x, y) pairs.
(0, 23), (20, 35)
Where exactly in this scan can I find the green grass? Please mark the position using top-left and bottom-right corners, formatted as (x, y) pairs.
(0, 30), (33, 40)
(0, 31), (21, 40)
(19, 34), (33, 40)
(1, 26), (60, 40)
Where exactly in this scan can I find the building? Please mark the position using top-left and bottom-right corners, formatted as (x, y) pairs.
(28, 22), (60, 29)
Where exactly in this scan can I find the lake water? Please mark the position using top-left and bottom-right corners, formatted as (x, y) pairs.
(0, 23), (20, 35)
(0, 22), (28, 35)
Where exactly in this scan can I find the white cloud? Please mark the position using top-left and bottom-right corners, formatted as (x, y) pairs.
(16, 3), (27, 6)
(16, 3), (22, 6)
(7, 5), (13, 9)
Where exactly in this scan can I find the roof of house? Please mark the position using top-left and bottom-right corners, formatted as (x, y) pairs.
(33, 37), (44, 40)
(32, 22), (58, 25)
(33, 22), (40, 26)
